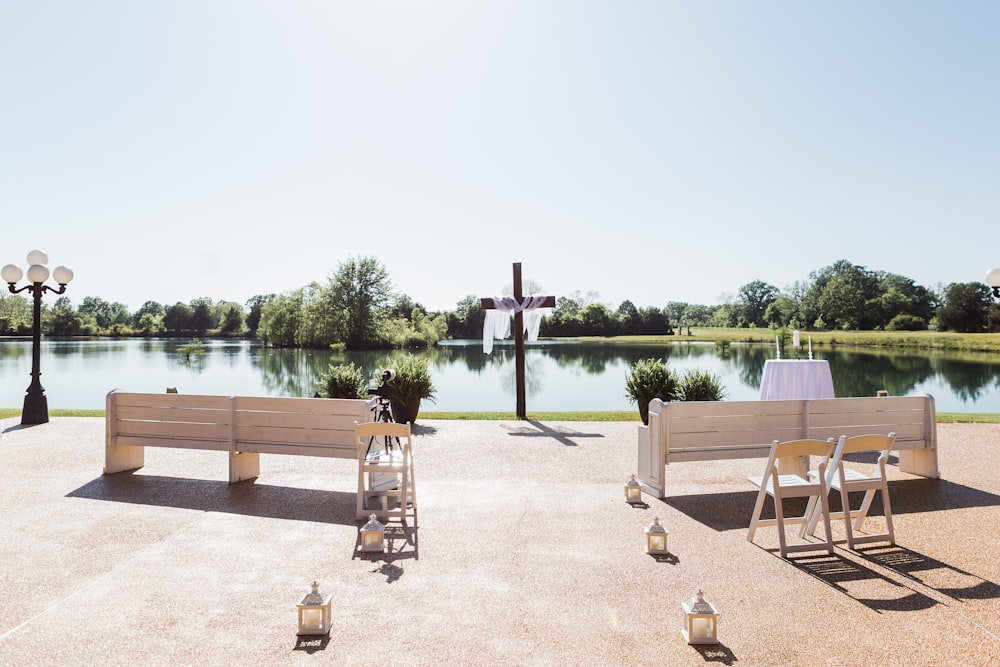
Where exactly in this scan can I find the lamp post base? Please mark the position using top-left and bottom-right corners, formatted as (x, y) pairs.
(21, 394), (49, 425)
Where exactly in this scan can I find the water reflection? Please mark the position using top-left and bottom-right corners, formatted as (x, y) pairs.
(2, 338), (1000, 413)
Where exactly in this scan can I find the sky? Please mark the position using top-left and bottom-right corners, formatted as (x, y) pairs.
(2, 1), (998, 314)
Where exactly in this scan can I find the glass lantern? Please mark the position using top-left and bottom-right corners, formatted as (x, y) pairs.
(645, 516), (669, 555)
(359, 513), (386, 553)
(296, 581), (333, 636)
(682, 589), (719, 645)
(624, 474), (642, 504)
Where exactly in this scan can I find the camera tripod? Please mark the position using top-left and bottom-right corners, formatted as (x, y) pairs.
(365, 396), (400, 459)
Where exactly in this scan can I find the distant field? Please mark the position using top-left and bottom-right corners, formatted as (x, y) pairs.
(575, 329), (1000, 353)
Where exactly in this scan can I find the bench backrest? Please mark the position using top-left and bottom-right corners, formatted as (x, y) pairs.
(106, 390), (371, 458)
(647, 394), (935, 462)
(650, 394), (935, 461)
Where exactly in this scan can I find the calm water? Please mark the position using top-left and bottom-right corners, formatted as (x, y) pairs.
(2, 338), (1000, 413)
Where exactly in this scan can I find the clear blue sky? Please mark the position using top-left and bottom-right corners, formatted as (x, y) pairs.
(2, 1), (997, 313)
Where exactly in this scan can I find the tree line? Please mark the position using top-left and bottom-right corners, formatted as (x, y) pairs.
(1, 257), (998, 346)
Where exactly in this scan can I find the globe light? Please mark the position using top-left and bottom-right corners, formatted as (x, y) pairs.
(52, 266), (74, 285)
(26, 249), (48, 265)
(1, 264), (22, 284)
(26, 264), (50, 284)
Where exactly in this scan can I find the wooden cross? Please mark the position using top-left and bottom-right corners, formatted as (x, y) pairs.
(480, 262), (556, 420)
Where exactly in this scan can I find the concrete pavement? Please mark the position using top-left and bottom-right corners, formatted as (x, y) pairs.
(1, 417), (998, 666)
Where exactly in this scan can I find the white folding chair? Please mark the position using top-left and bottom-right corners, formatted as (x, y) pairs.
(747, 438), (836, 558)
(807, 433), (896, 549)
(355, 421), (417, 525)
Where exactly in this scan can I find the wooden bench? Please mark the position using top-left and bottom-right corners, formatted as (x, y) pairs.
(636, 394), (939, 499)
(104, 390), (371, 483)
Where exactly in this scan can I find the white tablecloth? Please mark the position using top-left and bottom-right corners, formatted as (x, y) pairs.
(758, 360), (835, 400)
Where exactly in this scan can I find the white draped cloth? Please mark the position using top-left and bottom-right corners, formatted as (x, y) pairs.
(482, 296), (551, 354)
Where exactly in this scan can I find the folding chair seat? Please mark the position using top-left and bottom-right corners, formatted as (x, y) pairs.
(747, 438), (836, 558)
(807, 433), (896, 549)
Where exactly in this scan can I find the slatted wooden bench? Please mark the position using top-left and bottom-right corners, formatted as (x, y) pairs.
(636, 394), (939, 499)
(104, 390), (370, 483)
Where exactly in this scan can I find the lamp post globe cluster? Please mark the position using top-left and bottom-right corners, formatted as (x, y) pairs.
(2, 250), (74, 425)
(985, 268), (1000, 299)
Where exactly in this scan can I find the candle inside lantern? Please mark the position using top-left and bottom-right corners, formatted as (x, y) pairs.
(692, 617), (712, 637)
(301, 608), (323, 630)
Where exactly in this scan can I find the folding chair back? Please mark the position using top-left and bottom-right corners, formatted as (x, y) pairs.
(809, 432), (895, 548)
(355, 421), (417, 524)
(747, 438), (837, 558)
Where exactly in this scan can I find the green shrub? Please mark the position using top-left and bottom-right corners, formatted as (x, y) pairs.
(315, 362), (367, 399)
(390, 354), (437, 404)
(177, 338), (206, 359)
(677, 369), (727, 402)
(625, 358), (679, 424)
(886, 314), (928, 331)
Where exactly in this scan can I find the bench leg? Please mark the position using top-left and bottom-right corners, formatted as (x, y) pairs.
(104, 444), (144, 475)
(897, 449), (938, 478)
(230, 451), (260, 483)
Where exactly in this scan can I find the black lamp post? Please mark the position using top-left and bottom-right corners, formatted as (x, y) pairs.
(2, 250), (74, 425)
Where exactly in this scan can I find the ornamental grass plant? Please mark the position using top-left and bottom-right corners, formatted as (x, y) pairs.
(625, 357), (678, 425)
(315, 362), (367, 399)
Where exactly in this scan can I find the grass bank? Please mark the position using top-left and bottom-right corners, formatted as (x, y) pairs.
(3, 408), (995, 424)
(574, 329), (1000, 353)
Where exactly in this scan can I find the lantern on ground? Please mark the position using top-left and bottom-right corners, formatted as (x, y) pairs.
(682, 589), (720, 645)
(624, 474), (642, 504)
(296, 581), (333, 636)
(645, 516), (669, 555)
(359, 513), (385, 553)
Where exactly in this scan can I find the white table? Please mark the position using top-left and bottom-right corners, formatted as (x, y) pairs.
(758, 359), (834, 400)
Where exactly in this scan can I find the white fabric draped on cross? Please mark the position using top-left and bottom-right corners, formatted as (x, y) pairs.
(482, 296), (551, 354)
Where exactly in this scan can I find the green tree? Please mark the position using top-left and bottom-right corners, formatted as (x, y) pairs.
(764, 294), (800, 328)
(446, 294), (484, 339)
(219, 303), (245, 334)
(245, 294), (274, 336)
(132, 301), (164, 328)
(736, 280), (779, 328)
(616, 300), (641, 334)
(137, 312), (164, 334)
(579, 303), (617, 336)
(257, 290), (303, 346)
(682, 304), (716, 326)
(938, 282), (991, 332)
(188, 297), (216, 333)
(163, 302), (193, 332)
(664, 302), (688, 328)
(327, 256), (393, 349)
(875, 273), (936, 328)
(298, 282), (340, 348)
(46, 296), (83, 335)
(638, 306), (670, 335)
(79, 296), (113, 329)
(0, 293), (31, 334)
(816, 263), (880, 329)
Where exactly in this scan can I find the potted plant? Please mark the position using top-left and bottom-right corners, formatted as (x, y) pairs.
(387, 354), (436, 424)
(625, 357), (678, 425)
(314, 362), (367, 399)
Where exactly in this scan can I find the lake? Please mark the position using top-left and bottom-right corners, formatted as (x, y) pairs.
(2, 338), (1000, 413)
